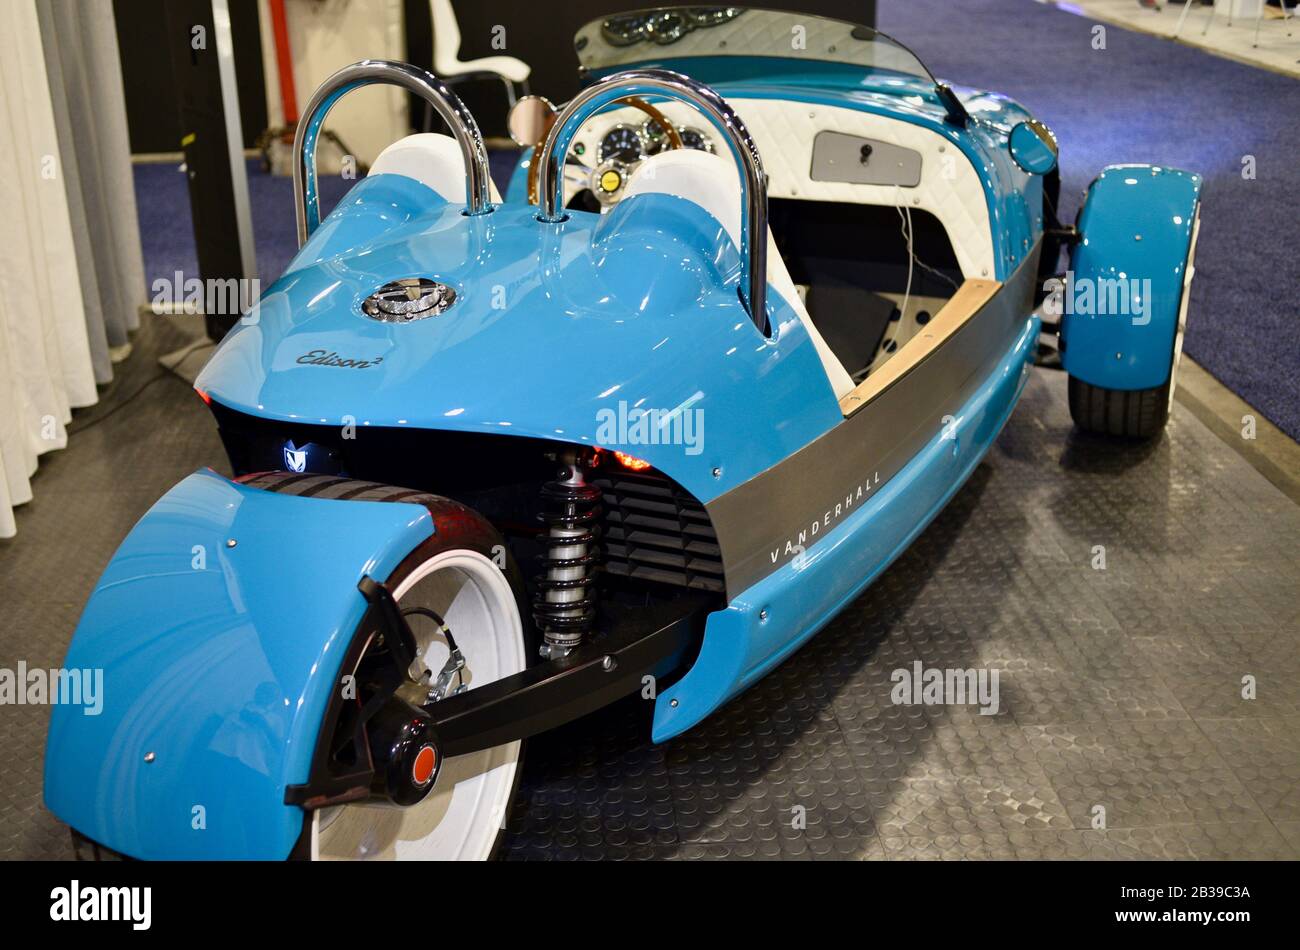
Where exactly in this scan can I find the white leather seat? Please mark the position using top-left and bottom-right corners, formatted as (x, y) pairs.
(624, 150), (855, 399)
(369, 133), (503, 204)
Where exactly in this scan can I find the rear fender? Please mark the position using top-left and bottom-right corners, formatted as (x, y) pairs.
(42, 469), (433, 860)
(1060, 164), (1201, 390)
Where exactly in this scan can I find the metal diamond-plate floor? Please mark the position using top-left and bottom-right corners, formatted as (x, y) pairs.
(1, 317), (1297, 860)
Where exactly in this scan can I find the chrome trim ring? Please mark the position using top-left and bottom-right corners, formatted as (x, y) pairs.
(598, 122), (647, 164)
(640, 116), (669, 154)
(676, 125), (715, 153)
(361, 278), (458, 323)
(591, 159), (632, 206)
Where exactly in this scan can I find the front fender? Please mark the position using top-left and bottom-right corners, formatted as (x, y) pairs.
(43, 469), (433, 860)
(1061, 164), (1201, 390)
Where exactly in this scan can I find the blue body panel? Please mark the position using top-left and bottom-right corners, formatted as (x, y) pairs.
(196, 184), (843, 504)
(288, 172), (451, 276)
(1062, 165), (1201, 391)
(654, 314), (1040, 740)
(43, 470), (433, 859)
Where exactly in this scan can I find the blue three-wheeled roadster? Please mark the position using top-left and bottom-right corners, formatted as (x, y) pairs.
(45, 6), (1200, 859)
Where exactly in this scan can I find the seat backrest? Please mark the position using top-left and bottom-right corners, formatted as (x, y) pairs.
(624, 149), (854, 399)
(369, 133), (503, 204)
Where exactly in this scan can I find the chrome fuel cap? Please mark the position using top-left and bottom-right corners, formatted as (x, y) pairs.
(361, 278), (457, 323)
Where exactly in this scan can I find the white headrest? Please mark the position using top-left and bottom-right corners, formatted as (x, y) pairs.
(625, 150), (743, 249)
(624, 149), (855, 400)
(369, 133), (503, 204)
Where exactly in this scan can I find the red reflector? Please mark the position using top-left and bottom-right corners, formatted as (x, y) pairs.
(613, 451), (652, 471)
(195, 388), (212, 406)
(411, 745), (437, 786)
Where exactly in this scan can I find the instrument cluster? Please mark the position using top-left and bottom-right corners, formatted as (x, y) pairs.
(596, 117), (714, 164)
(583, 117), (714, 208)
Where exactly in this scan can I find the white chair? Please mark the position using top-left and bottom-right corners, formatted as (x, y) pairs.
(1254, 0), (1294, 47)
(1175, 0), (1292, 42)
(428, 0), (530, 120)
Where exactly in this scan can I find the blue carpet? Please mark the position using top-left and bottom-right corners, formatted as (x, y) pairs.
(132, 4), (1299, 436)
(134, 152), (520, 291)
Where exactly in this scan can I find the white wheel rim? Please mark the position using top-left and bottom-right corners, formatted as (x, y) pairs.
(312, 549), (526, 861)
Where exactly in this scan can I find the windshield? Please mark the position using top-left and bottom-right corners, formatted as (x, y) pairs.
(574, 6), (936, 84)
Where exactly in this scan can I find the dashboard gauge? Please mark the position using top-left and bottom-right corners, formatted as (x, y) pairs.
(590, 159), (630, 207)
(598, 124), (644, 164)
(641, 117), (670, 155)
(677, 126), (714, 153)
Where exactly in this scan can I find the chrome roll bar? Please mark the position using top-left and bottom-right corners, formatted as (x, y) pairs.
(535, 69), (769, 332)
(293, 60), (492, 246)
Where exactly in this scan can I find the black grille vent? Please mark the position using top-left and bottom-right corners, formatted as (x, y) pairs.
(592, 470), (724, 593)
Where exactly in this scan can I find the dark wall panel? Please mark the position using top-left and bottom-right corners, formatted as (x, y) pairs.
(404, 1), (877, 137)
(114, 1), (874, 152)
(114, 0), (268, 154)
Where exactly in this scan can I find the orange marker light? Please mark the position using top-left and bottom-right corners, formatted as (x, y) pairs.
(195, 388), (212, 406)
(411, 744), (437, 786)
(614, 451), (652, 472)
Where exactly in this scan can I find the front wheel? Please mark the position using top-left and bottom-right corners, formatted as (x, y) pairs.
(312, 545), (528, 860)
(243, 473), (530, 860)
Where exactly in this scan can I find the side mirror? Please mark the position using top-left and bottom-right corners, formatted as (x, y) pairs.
(1009, 119), (1058, 175)
(507, 95), (558, 147)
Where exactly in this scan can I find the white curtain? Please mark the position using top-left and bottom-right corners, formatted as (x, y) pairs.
(38, 0), (146, 381)
(0, 0), (99, 538)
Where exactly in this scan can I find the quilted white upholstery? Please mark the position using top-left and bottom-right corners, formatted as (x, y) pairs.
(625, 150), (856, 400)
(567, 99), (995, 279)
(370, 133), (503, 204)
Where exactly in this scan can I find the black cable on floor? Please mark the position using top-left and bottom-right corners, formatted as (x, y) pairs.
(66, 372), (173, 436)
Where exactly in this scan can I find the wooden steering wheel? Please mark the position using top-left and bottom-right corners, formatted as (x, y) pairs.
(526, 97), (684, 206)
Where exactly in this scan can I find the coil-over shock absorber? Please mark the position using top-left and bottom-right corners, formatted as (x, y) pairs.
(534, 451), (601, 659)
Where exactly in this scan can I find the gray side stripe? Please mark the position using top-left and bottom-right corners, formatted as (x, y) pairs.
(704, 244), (1040, 596)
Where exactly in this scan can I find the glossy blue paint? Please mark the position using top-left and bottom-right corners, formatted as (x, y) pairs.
(1062, 164), (1201, 391)
(196, 187), (844, 505)
(43, 469), (433, 860)
(653, 314), (1040, 741)
(289, 172), (450, 276)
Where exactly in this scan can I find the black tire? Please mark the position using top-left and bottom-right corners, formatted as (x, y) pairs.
(1067, 374), (1170, 439)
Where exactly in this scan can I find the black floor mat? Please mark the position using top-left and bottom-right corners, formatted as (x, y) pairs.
(805, 276), (897, 380)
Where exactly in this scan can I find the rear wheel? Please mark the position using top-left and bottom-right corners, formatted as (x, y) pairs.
(1067, 375), (1170, 439)
(1067, 206), (1199, 440)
